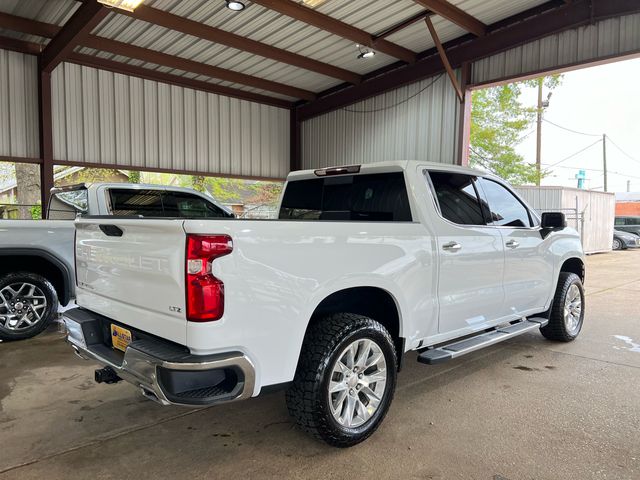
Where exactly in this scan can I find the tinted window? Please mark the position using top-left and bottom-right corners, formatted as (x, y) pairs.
(162, 192), (232, 218)
(110, 190), (164, 216)
(428, 172), (485, 226)
(477, 178), (532, 227)
(109, 189), (232, 218)
(279, 172), (411, 222)
(615, 218), (624, 225)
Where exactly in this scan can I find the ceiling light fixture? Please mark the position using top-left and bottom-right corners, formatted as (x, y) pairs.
(97, 0), (145, 11)
(356, 44), (375, 59)
(225, 0), (246, 11)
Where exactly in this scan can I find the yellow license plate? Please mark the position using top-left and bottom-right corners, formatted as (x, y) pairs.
(111, 324), (132, 352)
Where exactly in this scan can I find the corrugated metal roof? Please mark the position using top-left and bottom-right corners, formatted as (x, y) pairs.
(1, 0), (551, 101)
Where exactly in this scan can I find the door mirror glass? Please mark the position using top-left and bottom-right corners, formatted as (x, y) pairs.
(541, 212), (567, 229)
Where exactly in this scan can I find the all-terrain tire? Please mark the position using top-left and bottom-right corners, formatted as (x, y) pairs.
(0, 272), (58, 341)
(285, 313), (397, 448)
(540, 272), (584, 342)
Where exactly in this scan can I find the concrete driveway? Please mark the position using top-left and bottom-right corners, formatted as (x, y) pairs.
(1, 251), (639, 480)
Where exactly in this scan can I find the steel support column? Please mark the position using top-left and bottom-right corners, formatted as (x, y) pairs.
(290, 108), (301, 172)
(37, 65), (53, 215)
(456, 62), (472, 166)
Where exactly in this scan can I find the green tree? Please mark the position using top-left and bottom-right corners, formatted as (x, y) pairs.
(470, 75), (562, 185)
(128, 170), (141, 183)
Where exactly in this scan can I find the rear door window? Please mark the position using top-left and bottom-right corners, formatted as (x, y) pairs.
(279, 172), (412, 221)
(476, 178), (532, 228)
(427, 171), (486, 226)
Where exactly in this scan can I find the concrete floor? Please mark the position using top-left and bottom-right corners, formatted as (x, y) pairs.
(1, 251), (639, 480)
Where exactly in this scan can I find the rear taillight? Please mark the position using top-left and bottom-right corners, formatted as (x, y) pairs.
(185, 234), (233, 322)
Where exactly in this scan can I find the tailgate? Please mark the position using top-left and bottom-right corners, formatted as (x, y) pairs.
(75, 218), (188, 344)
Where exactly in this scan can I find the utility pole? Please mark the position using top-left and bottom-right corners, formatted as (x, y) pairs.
(535, 78), (543, 186)
(602, 133), (608, 193)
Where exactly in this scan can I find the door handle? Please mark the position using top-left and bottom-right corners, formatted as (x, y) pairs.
(506, 239), (520, 249)
(442, 241), (462, 252)
(99, 224), (123, 237)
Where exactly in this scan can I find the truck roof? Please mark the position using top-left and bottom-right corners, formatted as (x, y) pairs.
(287, 160), (487, 181)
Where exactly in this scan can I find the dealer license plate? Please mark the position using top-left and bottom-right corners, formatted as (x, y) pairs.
(111, 324), (132, 352)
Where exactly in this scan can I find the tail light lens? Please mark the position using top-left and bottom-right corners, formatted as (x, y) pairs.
(185, 234), (233, 322)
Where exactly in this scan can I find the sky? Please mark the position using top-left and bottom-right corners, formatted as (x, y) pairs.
(513, 57), (640, 193)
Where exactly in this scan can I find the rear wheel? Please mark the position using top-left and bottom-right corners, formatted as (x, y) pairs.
(541, 272), (584, 342)
(0, 272), (58, 341)
(286, 313), (397, 447)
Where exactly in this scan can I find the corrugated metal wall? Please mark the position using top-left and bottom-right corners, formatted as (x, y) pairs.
(472, 13), (640, 85)
(300, 73), (459, 169)
(51, 62), (290, 179)
(515, 186), (615, 254)
(0, 49), (39, 159)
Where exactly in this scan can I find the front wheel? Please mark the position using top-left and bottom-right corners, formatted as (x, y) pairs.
(541, 272), (584, 342)
(286, 313), (397, 448)
(0, 272), (58, 341)
(612, 238), (623, 250)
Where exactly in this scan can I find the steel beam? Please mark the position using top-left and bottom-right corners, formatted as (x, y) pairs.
(251, 0), (417, 64)
(425, 16), (462, 101)
(298, 0), (640, 120)
(37, 66), (53, 214)
(40, 0), (108, 73)
(413, 0), (486, 36)
(67, 53), (293, 109)
(122, 5), (361, 85)
(0, 13), (298, 106)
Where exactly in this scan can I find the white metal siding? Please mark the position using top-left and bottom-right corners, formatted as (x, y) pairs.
(515, 186), (615, 254)
(472, 13), (640, 85)
(0, 49), (39, 159)
(301, 73), (459, 169)
(51, 62), (290, 179)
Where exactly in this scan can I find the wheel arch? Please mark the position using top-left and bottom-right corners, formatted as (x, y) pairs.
(559, 256), (585, 284)
(0, 249), (73, 305)
(302, 286), (405, 370)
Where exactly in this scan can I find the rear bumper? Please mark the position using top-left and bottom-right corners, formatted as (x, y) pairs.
(63, 308), (255, 407)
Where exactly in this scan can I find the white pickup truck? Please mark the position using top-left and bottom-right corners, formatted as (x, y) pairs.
(64, 161), (585, 447)
(0, 183), (232, 340)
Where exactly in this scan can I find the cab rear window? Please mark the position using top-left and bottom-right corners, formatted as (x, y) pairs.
(109, 189), (232, 218)
(278, 172), (412, 222)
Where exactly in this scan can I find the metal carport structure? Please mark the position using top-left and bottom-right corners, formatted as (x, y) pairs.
(0, 0), (638, 211)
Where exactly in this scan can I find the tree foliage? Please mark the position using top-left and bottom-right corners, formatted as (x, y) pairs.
(470, 75), (562, 185)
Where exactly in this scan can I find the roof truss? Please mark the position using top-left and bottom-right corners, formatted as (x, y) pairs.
(39, 0), (108, 73)
(121, 5), (361, 85)
(250, 0), (417, 63)
(412, 0), (486, 36)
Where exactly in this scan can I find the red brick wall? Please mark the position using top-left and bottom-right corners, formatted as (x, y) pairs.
(616, 202), (640, 216)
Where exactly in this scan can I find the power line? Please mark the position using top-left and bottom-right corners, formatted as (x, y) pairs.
(544, 138), (602, 167)
(605, 135), (640, 165)
(541, 163), (640, 180)
(542, 118), (601, 137)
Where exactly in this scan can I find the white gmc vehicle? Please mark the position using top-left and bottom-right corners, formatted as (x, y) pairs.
(64, 161), (585, 447)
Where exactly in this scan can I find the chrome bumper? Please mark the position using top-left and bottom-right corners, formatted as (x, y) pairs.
(63, 308), (255, 407)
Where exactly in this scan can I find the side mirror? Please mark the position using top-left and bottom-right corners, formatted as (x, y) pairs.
(541, 212), (567, 229)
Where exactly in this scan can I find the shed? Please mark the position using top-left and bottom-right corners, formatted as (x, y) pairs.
(514, 186), (615, 255)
